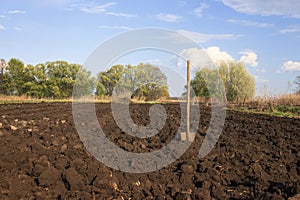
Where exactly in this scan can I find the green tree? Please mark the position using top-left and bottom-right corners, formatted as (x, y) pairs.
(23, 64), (49, 98)
(97, 65), (125, 96)
(46, 61), (81, 98)
(132, 83), (169, 101)
(3, 58), (33, 95)
(191, 69), (210, 98)
(191, 61), (255, 103)
(97, 63), (169, 100)
(190, 67), (225, 100)
(73, 69), (96, 98)
(1, 59), (95, 98)
(129, 64), (169, 100)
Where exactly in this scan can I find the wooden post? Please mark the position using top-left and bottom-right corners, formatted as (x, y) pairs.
(181, 60), (195, 142)
(186, 60), (191, 140)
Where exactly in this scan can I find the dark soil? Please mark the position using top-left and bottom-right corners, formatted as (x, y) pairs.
(0, 102), (299, 199)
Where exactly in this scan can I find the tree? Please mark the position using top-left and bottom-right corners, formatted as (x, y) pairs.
(97, 65), (125, 96)
(46, 61), (81, 98)
(295, 76), (300, 94)
(97, 63), (169, 100)
(0, 59), (96, 98)
(128, 64), (169, 101)
(191, 61), (256, 103)
(190, 68), (210, 98)
(0, 59), (8, 94)
(132, 83), (169, 101)
(73, 68), (96, 98)
(3, 58), (33, 95)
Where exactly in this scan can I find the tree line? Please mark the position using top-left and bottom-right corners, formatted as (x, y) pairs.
(0, 59), (93, 98)
(5, 58), (298, 102)
(0, 58), (169, 100)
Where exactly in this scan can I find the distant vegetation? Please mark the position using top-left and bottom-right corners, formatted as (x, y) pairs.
(191, 61), (256, 103)
(0, 58), (169, 101)
(295, 76), (300, 94)
(0, 59), (93, 98)
(96, 63), (169, 101)
(0, 58), (299, 113)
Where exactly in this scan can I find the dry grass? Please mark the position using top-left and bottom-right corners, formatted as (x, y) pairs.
(0, 95), (112, 104)
(229, 94), (300, 118)
(0, 95), (73, 104)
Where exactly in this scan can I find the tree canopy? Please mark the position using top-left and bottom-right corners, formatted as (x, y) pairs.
(191, 61), (256, 103)
(0, 58), (169, 101)
(97, 63), (169, 101)
(0, 59), (94, 98)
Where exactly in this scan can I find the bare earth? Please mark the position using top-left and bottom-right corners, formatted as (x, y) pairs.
(0, 103), (299, 199)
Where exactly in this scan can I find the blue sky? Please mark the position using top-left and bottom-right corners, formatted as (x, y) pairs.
(0, 0), (300, 96)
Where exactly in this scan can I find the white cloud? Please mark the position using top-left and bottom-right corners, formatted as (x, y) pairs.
(80, 2), (115, 14)
(194, 3), (209, 17)
(279, 27), (298, 33)
(179, 48), (209, 68)
(227, 19), (274, 28)
(0, 24), (6, 30)
(99, 25), (132, 30)
(239, 50), (258, 67)
(220, 0), (300, 18)
(205, 46), (233, 64)
(8, 10), (26, 14)
(156, 13), (183, 22)
(105, 12), (135, 17)
(178, 47), (233, 68)
(281, 60), (300, 71)
(178, 46), (261, 71)
(0, 15), (5, 18)
(279, 26), (300, 34)
(79, 2), (135, 17)
(178, 29), (242, 43)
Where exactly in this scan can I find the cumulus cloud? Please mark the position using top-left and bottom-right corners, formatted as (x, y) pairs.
(281, 60), (300, 71)
(178, 47), (233, 69)
(205, 46), (233, 64)
(178, 47), (260, 69)
(239, 50), (258, 67)
(220, 0), (300, 18)
(178, 48), (209, 69)
(194, 3), (209, 17)
(156, 13), (183, 22)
